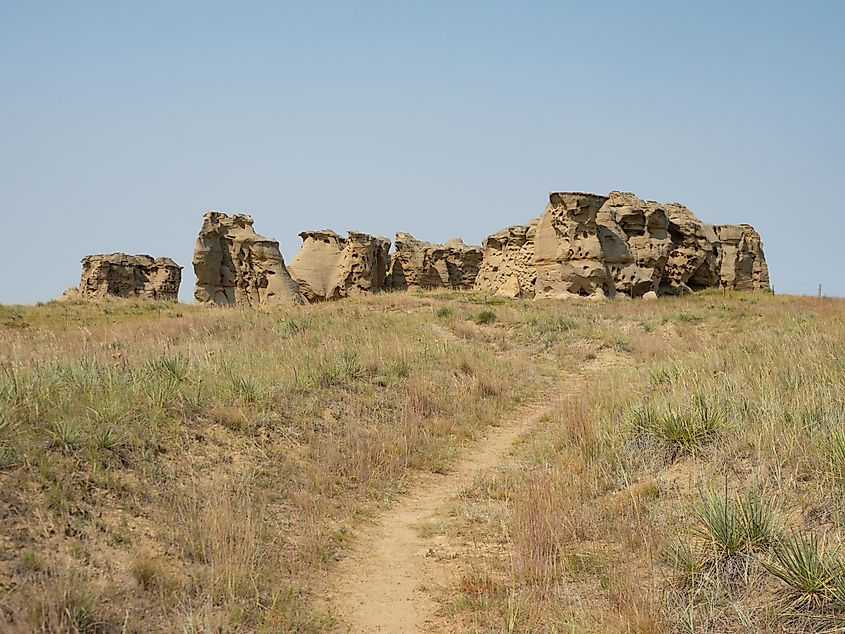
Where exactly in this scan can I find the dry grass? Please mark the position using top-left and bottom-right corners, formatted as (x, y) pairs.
(439, 292), (845, 633)
(0, 293), (537, 632)
(2, 291), (843, 632)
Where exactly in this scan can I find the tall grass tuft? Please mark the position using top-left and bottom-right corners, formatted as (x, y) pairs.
(763, 532), (837, 609)
(632, 394), (725, 456)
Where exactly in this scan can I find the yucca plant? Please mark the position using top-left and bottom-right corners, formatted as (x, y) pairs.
(230, 376), (264, 405)
(48, 420), (83, 453)
(694, 488), (745, 558)
(632, 394), (725, 456)
(475, 309), (496, 325)
(94, 425), (126, 453)
(763, 531), (835, 609)
(738, 491), (779, 549)
(148, 354), (189, 383)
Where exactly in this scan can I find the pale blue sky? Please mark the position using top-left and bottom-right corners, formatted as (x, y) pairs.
(2, 1), (843, 302)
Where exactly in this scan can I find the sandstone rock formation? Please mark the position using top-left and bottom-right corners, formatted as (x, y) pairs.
(192, 212), (305, 307)
(475, 222), (537, 299)
(714, 224), (770, 291)
(532, 192), (616, 298)
(387, 233), (482, 291)
(288, 230), (390, 302)
(61, 253), (182, 301)
(475, 191), (769, 299)
(602, 192), (672, 296)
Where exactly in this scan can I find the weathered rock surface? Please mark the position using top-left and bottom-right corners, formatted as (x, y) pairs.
(602, 191), (672, 296)
(62, 253), (182, 301)
(475, 190), (769, 299)
(475, 222), (537, 299)
(533, 192), (615, 298)
(288, 230), (390, 302)
(714, 224), (770, 291)
(387, 233), (482, 291)
(193, 212), (305, 307)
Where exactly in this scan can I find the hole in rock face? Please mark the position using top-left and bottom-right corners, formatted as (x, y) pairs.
(668, 225), (684, 242)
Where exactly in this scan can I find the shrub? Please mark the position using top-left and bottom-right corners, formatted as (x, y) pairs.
(475, 309), (496, 325)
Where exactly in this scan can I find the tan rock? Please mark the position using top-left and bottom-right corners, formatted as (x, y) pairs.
(601, 192), (672, 297)
(642, 290), (658, 301)
(473, 190), (769, 301)
(493, 273), (523, 299)
(533, 192), (618, 298)
(65, 253), (182, 301)
(714, 224), (770, 291)
(192, 212), (305, 307)
(474, 222), (537, 298)
(661, 203), (719, 294)
(387, 233), (482, 290)
(288, 230), (390, 301)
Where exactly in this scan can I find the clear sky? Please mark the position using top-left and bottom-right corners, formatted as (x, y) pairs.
(2, 1), (843, 303)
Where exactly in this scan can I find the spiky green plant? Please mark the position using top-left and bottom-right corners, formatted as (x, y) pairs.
(148, 354), (189, 383)
(94, 426), (126, 453)
(821, 429), (845, 482)
(693, 489), (745, 558)
(632, 395), (724, 455)
(230, 376), (264, 405)
(738, 491), (779, 549)
(475, 309), (496, 325)
(763, 531), (835, 609)
(49, 420), (83, 453)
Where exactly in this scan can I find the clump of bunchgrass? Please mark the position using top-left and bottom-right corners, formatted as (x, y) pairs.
(147, 354), (190, 383)
(277, 316), (309, 339)
(229, 376), (264, 405)
(475, 309), (496, 325)
(820, 429), (845, 482)
(48, 420), (84, 453)
(632, 394), (725, 457)
(763, 531), (842, 610)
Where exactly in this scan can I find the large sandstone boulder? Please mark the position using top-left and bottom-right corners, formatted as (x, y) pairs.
(62, 253), (182, 301)
(660, 203), (720, 294)
(714, 224), (770, 291)
(387, 233), (482, 291)
(602, 192), (672, 296)
(192, 212), (305, 307)
(288, 230), (390, 302)
(475, 190), (769, 299)
(533, 192), (619, 298)
(474, 222), (537, 298)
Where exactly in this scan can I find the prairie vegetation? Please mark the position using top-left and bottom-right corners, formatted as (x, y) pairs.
(0, 292), (843, 632)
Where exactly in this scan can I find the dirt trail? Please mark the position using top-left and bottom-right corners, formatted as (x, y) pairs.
(327, 353), (614, 633)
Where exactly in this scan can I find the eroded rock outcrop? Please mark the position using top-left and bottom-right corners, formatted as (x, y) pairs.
(533, 192), (616, 298)
(193, 212), (305, 307)
(475, 190), (769, 299)
(475, 222), (537, 299)
(714, 224), (770, 291)
(61, 253), (182, 301)
(288, 230), (390, 302)
(603, 192), (672, 296)
(387, 233), (482, 291)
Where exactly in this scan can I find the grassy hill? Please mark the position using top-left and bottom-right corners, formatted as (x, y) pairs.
(1, 291), (843, 633)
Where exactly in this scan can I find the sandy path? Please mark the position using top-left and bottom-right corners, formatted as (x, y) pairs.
(325, 355), (609, 633)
